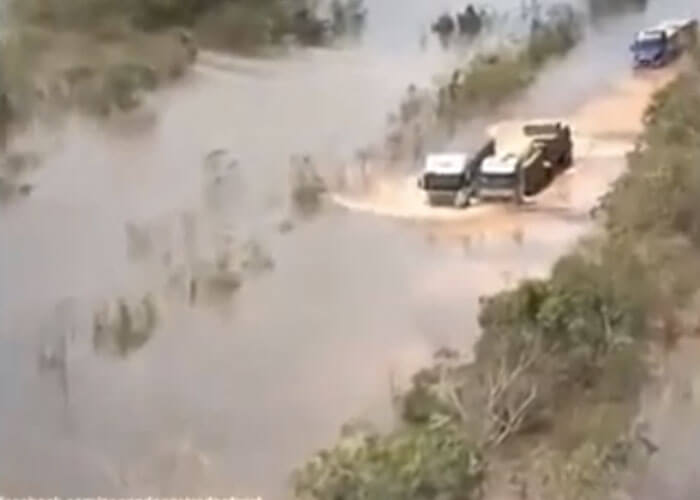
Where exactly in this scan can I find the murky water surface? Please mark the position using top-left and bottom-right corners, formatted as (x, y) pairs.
(1, 0), (699, 497)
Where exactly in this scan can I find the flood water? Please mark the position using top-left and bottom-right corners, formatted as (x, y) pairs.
(1, 0), (699, 498)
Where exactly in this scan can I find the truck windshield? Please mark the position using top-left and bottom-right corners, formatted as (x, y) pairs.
(635, 37), (664, 50)
(423, 173), (465, 190)
(480, 172), (516, 188)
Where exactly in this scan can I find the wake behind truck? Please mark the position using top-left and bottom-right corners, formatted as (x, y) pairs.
(630, 18), (698, 68)
(476, 120), (573, 204)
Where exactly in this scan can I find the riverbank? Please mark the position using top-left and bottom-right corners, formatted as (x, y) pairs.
(294, 51), (700, 500)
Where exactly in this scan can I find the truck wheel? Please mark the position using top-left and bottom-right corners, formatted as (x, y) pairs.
(544, 161), (553, 182)
(454, 189), (470, 208)
(564, 149), (573, 168)
(514, 186), (524, 205)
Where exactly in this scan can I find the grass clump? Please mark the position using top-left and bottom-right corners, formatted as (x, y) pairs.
(193, 1), (290, 52)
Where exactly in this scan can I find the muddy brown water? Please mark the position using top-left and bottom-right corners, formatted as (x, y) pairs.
(1, 0), (699, 498)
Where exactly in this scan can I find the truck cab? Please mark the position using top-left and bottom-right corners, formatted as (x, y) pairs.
(631, 19), (697, 68)
(476, 120), (573, 204)
(631, 29), (671, 67)
(523, 121), (573, 173)
(477, 153), (522, 203)
(417, 139), (494, 207)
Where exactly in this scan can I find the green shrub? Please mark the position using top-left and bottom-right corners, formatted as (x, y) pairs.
(438, 3), (583, 123)
(102, 62), (159, 111)
(293, 422), (485, 500)
(194, 2), (286, 51)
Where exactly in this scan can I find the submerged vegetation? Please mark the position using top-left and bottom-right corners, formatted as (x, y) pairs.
(294, 48), (700, 500)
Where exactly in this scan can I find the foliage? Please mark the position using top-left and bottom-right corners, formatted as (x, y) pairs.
(9, 0), (279, 31)
(103, 62), (159, 111)
(587, 0), (648, 22)
(534, 442), (622, 500)
(289, 155), (327, 215)
(93, 294), (159, 359)
(193, 1), (289, 51)
(293, 422), (485, 500)
(441, 2), (583, 120)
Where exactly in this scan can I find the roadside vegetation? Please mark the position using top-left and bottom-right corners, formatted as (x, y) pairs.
(294, 49), (700, 500)
(439, 3), (582, 118)
(9, 0), (297, 51)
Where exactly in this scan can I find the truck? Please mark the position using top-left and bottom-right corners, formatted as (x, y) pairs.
(417, 138), (495, 207)
(476, 120), (573, 203)
(630, 18), (698, 68)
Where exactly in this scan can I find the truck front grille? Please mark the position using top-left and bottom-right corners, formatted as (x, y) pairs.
(423, 174), (464, 190)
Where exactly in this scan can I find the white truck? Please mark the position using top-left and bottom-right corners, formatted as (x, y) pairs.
(417, 139), (495, 207)
(631, 18), (698, 68)
(476, 120), (573, 203)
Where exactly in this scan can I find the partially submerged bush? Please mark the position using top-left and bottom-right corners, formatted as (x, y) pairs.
(0, 151), (42, 201)
(9, 0), (325, 52)
(43, 61), (161, 116)
(103, 62), (159, 112)
(194, 2), (286, 52)
(93, 294), (159, 358)
(527, 4), (582, 64)
(290, 155), (327, 215)
(239, 239), (275, 274)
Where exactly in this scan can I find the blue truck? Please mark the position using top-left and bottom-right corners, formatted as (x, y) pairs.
(630, 19), (698, 68)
